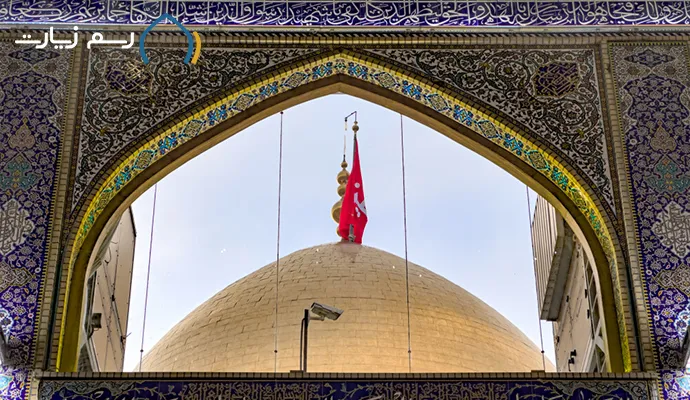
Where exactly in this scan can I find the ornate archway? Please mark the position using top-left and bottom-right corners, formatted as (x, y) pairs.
(52, 47), (629, 373)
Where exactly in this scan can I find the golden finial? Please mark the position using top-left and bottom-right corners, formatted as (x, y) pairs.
(331, 155), (349, 224)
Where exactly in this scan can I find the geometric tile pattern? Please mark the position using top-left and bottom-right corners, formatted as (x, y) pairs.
(611, 43), (690, 398)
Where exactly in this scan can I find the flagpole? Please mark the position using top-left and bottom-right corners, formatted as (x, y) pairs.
(344, 111), (359, 244)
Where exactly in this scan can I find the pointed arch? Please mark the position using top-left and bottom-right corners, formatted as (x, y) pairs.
(55, 50), (628, 372)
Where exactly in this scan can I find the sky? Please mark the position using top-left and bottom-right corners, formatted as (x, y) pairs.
(122, 94), (555, 372)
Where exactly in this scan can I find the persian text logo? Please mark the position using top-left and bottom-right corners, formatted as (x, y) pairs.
(13, 13), (201, 65)
(14, 27), (134, 50)
(140, 13), (202, 65)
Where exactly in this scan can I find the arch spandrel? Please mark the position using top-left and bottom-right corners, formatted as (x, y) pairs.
(71, 47), (324, 210)
(58, 49), (629, 372)
(362, 48), (616, 216)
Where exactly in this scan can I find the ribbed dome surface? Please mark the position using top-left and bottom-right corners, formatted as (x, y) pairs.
(141, 243), (551, 373)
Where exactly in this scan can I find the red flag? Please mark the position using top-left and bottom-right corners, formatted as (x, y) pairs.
(338, 135), (368, 243)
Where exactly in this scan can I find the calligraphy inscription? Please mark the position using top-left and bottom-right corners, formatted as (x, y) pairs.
(37, 377), (654, 400)
(1, 1), (690, 27)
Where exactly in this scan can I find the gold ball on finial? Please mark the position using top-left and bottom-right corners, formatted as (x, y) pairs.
(331, 200), (342, 223)
(352, 121), (359, 133)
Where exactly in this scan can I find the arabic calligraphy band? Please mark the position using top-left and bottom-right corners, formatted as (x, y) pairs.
(4, 1), (690, 27)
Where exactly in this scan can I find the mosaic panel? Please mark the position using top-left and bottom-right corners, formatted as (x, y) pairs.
(0, 0), (689, 27)
(366, 48), (615, 216)
(0, 42), (71, 400)
(610, 43), (690, 399)
(72, 47), (321, 213)
(37, 376), (657, 400)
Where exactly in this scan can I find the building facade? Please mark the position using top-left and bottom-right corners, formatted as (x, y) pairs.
(2, 5), (690, 399)
(532, 196), (608, 373)
(77, 208), (136, 372)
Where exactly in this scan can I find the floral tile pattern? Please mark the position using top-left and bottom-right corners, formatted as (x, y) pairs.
(0, 42), (71, 400)
(611, 43), (690, 399)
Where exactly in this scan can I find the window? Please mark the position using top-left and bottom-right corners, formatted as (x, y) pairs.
(584, 257), (606, 371)
(588, 342), (606, 372)
(84, 273), (97, 338)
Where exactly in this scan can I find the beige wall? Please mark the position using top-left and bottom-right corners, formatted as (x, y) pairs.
(552, 243), (590, 371)
(82, 207), (136, 372)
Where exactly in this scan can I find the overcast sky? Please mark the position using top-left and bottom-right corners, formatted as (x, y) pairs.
(122, 95), (555, 372)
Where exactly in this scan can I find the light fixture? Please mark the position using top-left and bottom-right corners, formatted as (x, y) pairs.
(0, 329), (10, 367)
(310, 302), (343, 321)
(682, 328), (690, 367)
(299, 302), (344, 372)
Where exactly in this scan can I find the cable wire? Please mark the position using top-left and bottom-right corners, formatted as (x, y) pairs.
(399, 114), (413, 373)
(139, 184), (158, 371)
(273, 111), (284, 373)
(526, 186), (547, 371)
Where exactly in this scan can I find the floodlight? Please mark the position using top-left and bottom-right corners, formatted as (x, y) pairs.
(310, 302), (344, 321)
(0, 329), (9, 366)
(299, 302), (345, 372)
(682, 327), (690, 367)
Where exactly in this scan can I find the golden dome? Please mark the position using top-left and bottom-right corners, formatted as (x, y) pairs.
(140, 243), (551, 373)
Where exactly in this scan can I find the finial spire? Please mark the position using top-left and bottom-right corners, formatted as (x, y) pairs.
(336, 111), (362, 239)
(331, 156), (349, 225)
(334, 111), (357, 227)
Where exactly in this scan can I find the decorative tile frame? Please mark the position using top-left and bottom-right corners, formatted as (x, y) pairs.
(8, 26), (690, 400)
(36, 373), (659, 400)
(60, 51), (627, 370)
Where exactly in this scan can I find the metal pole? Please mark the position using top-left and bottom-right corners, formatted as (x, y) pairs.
(299, 317), (304, 371)
(139, 183), (158, 371)
(303, 309), (310, 372)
